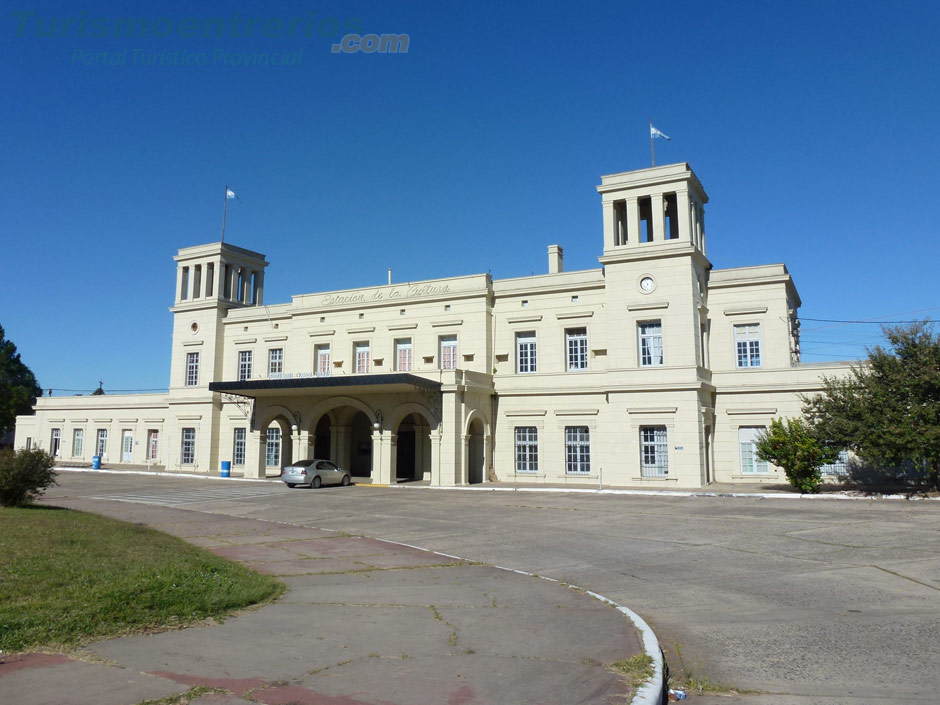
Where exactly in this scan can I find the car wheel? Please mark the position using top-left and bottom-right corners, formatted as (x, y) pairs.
(286, 483), (296, 488)
(311, 476), (322, 489)
(341, 474), (351, 486)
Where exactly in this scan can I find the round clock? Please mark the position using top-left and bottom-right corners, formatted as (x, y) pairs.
(639, 276), (655, 293)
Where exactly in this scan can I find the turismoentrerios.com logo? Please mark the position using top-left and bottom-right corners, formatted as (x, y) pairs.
(331, 33), (409, 54)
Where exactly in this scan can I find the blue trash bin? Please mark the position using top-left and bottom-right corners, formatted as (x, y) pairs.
(92, 455), (101, 470)
(221, 461), (231, 478)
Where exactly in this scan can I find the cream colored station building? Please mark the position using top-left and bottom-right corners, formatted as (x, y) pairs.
(15, 163), (851, 488)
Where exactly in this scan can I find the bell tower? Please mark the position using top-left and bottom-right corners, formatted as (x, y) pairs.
(168, 242), (268, 394)
(597, 163), (711, 372)
(597, 162), (708, 260)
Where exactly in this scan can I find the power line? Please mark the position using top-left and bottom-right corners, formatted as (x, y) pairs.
(800, 317), (934, 325)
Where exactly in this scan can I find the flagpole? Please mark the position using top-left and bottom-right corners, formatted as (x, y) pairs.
(221, 185), (228, 243)
(650, 117), (655, 167)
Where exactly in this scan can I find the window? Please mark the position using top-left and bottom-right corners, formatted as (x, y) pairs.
(638, 321), (664, 367)
(566, 328), (588, 371)
(440, 335), (457, 370)
(268, 348), (283, 376)
(186, 352), (199, 386)
(355, 342), (370, 374)
(266, 427), (281, 467)
(396, 339), (413, 372)
(565, 426), (591, 474)
(316, 344), (331, 377)
(180, 428), (196, 465)
(516, 332), (537, 373)
(233, 428), (246, 466)
(821, 449), (850, 477)
(640, 426), (668, 477)
(738, 427), (769, 474)
(72, 429), (83, 457)
(50, 428), (61, 457)
(147, 430), (159, 461)
(514, 427), (539, 473)
(238, 350), (253, 381)
(735, 324), (761, 368)
(96, 429), (107, 457)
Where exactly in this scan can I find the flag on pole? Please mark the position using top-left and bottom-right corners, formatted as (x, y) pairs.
(650, 124), (671, 141)
(226, 188), (240, 201)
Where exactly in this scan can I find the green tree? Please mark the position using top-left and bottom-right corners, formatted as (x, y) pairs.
(755, 417), (838, 493)
(0, 447), (57, 507)
(0, 324), (41, 434)
(802, 321), (940, 490)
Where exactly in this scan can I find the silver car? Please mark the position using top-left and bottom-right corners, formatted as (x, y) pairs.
(280, 459), (351, 489)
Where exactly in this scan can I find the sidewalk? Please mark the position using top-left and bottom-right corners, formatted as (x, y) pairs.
(0, 498), (651, 705)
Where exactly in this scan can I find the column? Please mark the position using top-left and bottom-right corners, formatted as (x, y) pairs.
(483, 432), (492, 482)
(371, 429), (392, 485)
(460, 433), (470, 486)
(254, 271), (264, 305)
(245, 430), (265, 479)
(651, 193), (665, 242)
(229, 266), (239, 302)
(626, 197), (640, 248)
(175, 266), (185, 304)
(602, 200), (616, 252)
(430, 429), (442, 486)
(676, 190), (692, 242)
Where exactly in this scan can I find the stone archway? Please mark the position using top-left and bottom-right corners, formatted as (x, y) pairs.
(467, 417), (485, 484)
(393, 412), (433, 483)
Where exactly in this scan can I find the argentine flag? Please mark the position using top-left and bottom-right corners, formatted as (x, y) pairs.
(650, 124), (671, 141)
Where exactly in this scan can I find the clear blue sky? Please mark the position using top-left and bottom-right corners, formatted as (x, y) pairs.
(2, 0), (938, 394)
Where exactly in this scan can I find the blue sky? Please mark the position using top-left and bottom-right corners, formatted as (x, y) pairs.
(2, 0), (939, 394)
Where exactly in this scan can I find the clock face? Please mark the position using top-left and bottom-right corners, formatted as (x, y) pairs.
(640, 277), (655, 292)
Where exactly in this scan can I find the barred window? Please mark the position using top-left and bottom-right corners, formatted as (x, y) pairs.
(268, 348), (283, 376)
(181, 428), (196, 465)
(186, 352), (199, 386)
(514, 427), (538, 473)
(738, 427), (769, 474)
(516, 332), (537, 373)
(639, 321), (664, 367)
(238, 350), (253, 381)
(233, 428), (246, 466)
(640, 426), (668, 477)
(735, 324), (761, 368)
(266, 427), (281, 467)
(566, 328), (588, 371)
(820, 450), (850, 477)
(565, 426), (591, 474)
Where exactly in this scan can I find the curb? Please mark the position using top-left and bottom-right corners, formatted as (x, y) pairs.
(373, 537), (664, 705)
(398, 483), (937, 502)
(54, 467), (936, 501)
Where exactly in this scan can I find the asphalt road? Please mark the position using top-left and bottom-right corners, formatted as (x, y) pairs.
(45, 472), (940, 705)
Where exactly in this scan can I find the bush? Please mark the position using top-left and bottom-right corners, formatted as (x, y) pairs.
(755, 418), (839, 494)
(0, 447), (57, 507)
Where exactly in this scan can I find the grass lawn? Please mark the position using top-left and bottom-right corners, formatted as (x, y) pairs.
(0, 506), (284, 652)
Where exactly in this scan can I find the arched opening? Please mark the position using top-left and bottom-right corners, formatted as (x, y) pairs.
(394, 412), (432, 483)
(314, 415), (331, 460)
(264, 417), (292, 477)
(467, 417), (485, 484)
(348, 411), (373, 478)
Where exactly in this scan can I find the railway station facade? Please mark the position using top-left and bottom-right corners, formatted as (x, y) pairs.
(15, 163), (850, 488)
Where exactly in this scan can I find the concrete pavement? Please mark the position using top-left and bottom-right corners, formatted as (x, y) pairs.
(0, 497), (648, 705)
(35, 470), (940, 705)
